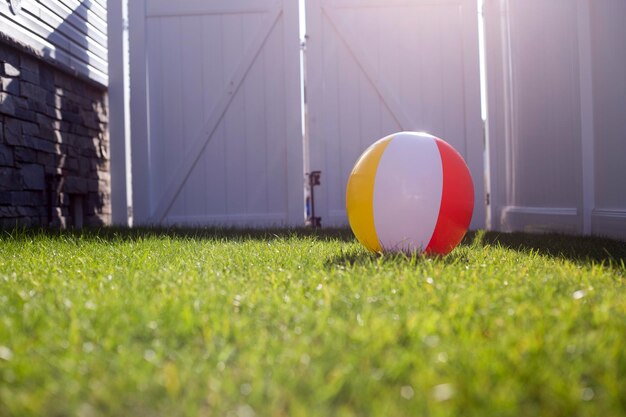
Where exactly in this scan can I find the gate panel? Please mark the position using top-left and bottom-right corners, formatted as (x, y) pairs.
(130, 0), (302, 226)
(589, 0), (626, 240)
(305, 0), (484, 228)
(485, 0), (586, 234)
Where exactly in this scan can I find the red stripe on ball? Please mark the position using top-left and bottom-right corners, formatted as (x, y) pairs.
(425, 138), (474, 255)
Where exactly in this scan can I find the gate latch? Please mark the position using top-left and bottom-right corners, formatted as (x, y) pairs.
(305, 171), (321, 228)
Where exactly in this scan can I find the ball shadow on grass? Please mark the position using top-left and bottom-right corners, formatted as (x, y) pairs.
(326, 230), (626, 270)
(323, 245), (453, 269)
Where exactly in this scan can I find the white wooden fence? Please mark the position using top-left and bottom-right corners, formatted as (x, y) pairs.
(128, 0), (302, 226)
(305, 0), (484, 229)
(484, 0), (626, 240)
(118, 0), (626, 239)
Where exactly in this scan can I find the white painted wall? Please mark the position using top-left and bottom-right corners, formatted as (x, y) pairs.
(305, 0), (484, 229)
(1, 0), (108, 85)
(484, 0), (626, 239)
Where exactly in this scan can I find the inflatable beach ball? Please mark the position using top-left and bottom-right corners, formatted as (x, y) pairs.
(346, 132), (474, 255)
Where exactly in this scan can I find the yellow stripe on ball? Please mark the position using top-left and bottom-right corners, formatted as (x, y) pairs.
(346, 135), (393, 253)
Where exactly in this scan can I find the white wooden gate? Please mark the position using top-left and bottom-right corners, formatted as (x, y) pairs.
(305, 0), (485, 228)
(484, 0), (626, 239)
(129, 0), (302, 226)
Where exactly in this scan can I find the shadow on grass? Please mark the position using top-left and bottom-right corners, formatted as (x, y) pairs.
(324, 246), (453, 269)
(2, 226), (624, 269)
(325, 230), (626, 269)
(324, 249), (395, 269)
(464, 231), (626, 267)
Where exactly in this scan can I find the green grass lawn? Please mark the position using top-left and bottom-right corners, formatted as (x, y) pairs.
(0, 228), (625, 417)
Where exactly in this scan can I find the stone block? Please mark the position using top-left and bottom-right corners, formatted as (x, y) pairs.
(78, 158), (91, 176)
(52, 93), (64, 110)
(14, 147), (37, 163)
(47, 166), (63, 176)
(0, 48), (19, 68)
(20, 163), (45, 190)
(21, 69), (39, 84)
(0, 93), (15, 116)
(27, 100), (47, 114)
(98, 177), (109, 189)
(13, 215), (40, 227)
(18, 206), (42, 217)
(96, 109), (108, 123)
(13, 96), (27, 109)
(86, 192), (98, 214)
(69, 91), (91, 109)
(0, 143), (13, 166)
(13, 108), (37, 123)
(37, 151), (57, 168)
(83, 113), (99, 129)
(96, 170), (110, 181)
(1, 191), (44, 206)
(65, 157), (79, 172)
(78, 126), (94, 137)
(64, 175), (88, 193)
(36, 112), (53, 128)
(86, 213), (108, 227)
(73, 134), (90, 149)
(96, 158), (107, 171)
(62, 111), (83, 125)
(0, 218), (20, 228)
(49, 206), (66, 228)
(79, 146), (98, 158)
(46, 91), (55, 107)
(44, 165), (62, 176)
(101, 192), (112, 209)
(65, 145), (78, 158)
(21, 121), (39, 136)
(64, 133), (78, 148)
(20, 81), (47, 103)
(52, 130), (63, 143)
(39, 67), (54, 90)
(4, 118), (22, 146)
(20, 55), (39, 74)
(88, 178), (99, 191)
(1, 77), (19, 95)
(0, 206), (19, 217)
(59, 121), (71, 132)
(3, 62), (20, 77)
(44, 104), (57, 119)
(24, 136), (56, 154)
(0, 167), (21, 190)
(99, 142), (109, 159)
(54, 72), (71, 90)
(37, 124), (55, 142)
(58, 192), (70, 206)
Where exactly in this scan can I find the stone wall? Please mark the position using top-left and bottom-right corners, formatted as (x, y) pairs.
(0, 41), (110, 228)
